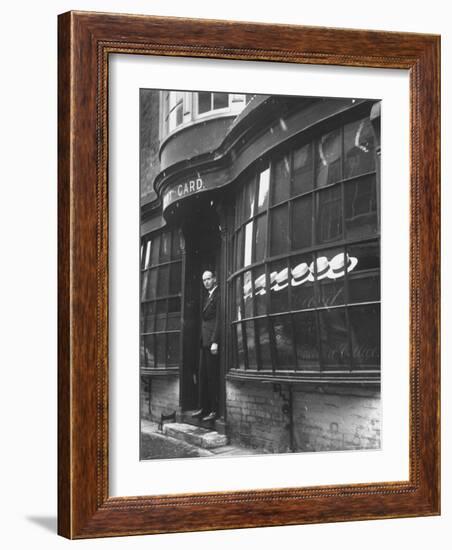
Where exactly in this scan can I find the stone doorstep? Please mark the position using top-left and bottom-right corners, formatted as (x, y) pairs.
(163, 422), (228, 449)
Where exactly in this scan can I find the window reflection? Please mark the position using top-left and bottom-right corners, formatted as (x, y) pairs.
(270, 204), (289, 255)
(317, 186), (343, 243)
(270, 260), (289, 313)
(245, 320), (258, 369)
(293, 143), (313, 195)
(316, 129), (342, 188)
(319, 308), (350, 367)
(349, 304), (380, 367)
(272, 316), (296, 370)
(243, 221), (253, 267)
(256, 318), (272, 369)
(344, 118), (376, 178)
(272, 154), (291, 204)
(293, 312), (320, 370)
(243, 270), (254, 318)
(348, 241), (380, 303)
(344, 175), (378, 239)
(292, 196), (312, 250)
(257, 168), (270, 212)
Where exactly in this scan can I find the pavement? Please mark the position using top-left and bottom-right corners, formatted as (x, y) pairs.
(141, 419), (260, 460)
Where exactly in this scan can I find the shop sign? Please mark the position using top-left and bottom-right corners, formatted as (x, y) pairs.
(162, 176), (208, 210)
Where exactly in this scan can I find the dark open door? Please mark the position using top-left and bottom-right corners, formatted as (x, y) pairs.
(179, 196), (221, 413)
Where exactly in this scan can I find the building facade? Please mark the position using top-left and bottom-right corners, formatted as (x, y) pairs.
(140, 89), (381, 453)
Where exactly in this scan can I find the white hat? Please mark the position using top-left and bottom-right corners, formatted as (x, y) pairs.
(272, 267), (289, 291)
(254, 273), (267, 295)
(291, 262), (314, 286)
(328, 252), (358, 279)
(310, 256), (331, 280)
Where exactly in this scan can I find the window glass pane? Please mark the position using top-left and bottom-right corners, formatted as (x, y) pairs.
(142, 301), (155, 333)
(171, 229), (184, 259)
(235, 323), (246, 369)
(233, 275), (243, 321)
(156, 299), (166, 315)
(292, 143), (313, 195)
(270, 260), (289, 313)
(157, 265), (169, 297)
(318, 248), (346, 307)
(213, 92), (228, 110)
(169, 262), (182, 295)
(349, 304), (380, 368)
(292, 195), (312, 250)
(154, 334), (166, 368)
(160, 232), (171, 262)
(272, 315), (296, 370)
(243, 178), (256, 220)
(235, 184), (244, 229)
(243, 221), (253, 267)
(144, 239), (152, 268)
(255, 318), (272, 369)
(270, 204), (289, 256)
(167, 333), (181, 367)
(344, 117), (376, 179)
(176, 104), (183, 126)
(145, 268), (157, 300)
(254, 214), (267, 262)
(319, 308), (350, 368)
(198, 92), (211, 114)
(347, 241), (380, 303)
(316, 129), (342, 188)
(167, 314), (181, 330)
(290, 254), (316, 310)
(168, 296), (181, 313)
(245, 320), (257, 369)
(155, 315), (166, 333)
(271, 155), (291, 205)
(140, 336), (145, 366)
(317, 186), (343, 244)
(293, 311), (320, 370)
(235, 228), (243, 270)
(151, 235), (160, 265)
(254, 265), (267, 316)
(243, 270), (254, 318)
(141, 270), (150, 301)
(257, 168), (270, 213)
(344, 175), (378, 239)
(143, 335), (155, 368)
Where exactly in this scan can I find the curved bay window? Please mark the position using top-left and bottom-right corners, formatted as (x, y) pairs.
(140, 228), (184, 373)
(228, 110), (380, 380)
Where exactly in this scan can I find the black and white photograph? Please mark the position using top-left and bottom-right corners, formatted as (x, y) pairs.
(139, 89), (381, 460)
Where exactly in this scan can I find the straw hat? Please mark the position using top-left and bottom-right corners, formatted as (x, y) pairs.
(272, 267), (289, 291)
(328, 252), (358, 279)
(310, 256), (331, 280)
(291, 262), (314, 286)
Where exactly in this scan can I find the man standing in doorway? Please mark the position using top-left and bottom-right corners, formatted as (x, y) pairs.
(192, 270), (220, 422)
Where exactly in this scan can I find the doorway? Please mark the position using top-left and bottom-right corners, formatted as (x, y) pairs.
(179, 196), (222, 414)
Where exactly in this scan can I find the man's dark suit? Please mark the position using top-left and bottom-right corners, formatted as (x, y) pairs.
(198, 286), (220, 415)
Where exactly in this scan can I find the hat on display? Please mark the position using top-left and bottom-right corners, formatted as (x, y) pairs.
(328, 252), (358, 279)
(272, 267), (289, 291)
(291, 262), (314, 286)
(310, 256), (331, 280)
(254, 273), (267, 296)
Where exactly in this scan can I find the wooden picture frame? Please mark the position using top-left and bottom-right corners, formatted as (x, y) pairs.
(58, 11), (440, 539)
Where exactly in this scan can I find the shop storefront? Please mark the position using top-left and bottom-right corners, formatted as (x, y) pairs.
(140, 91), (381, 453)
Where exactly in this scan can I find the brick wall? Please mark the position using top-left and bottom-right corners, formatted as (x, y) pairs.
(141, 375), (179, 421)
(226, 380), (380, 453)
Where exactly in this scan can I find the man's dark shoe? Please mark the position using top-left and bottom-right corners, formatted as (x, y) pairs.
(191, 409), (205, 418)
(202, 411), (217, 422)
